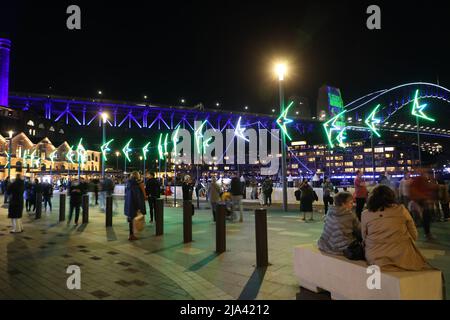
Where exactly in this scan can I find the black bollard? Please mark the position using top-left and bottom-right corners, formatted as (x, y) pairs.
(155, 198), (164, 236)
(183, 201), (192, 243)
(216, 203), (227, 254)
(82, 194), (89, 224)
(59, 193), (66, 222)
(105, 195), (113, 227)
(35, 193), (42, 219)
(255, 208), (269, 267)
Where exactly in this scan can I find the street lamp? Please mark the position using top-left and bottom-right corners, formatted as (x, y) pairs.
(181, 98), (185, 104)
(98, 90), (102, 96)
(275, 62), (288, 212)
(7, 130), (13, 178)
(101, 112), (108, 179)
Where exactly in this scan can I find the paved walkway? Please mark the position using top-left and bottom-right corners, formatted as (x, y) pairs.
(0, 196), (449, 300)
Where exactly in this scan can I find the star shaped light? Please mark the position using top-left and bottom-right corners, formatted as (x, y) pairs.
(323, 110), (346, 148)
(142, 141), (151, 161)
(365, 104), (382, 138)
(411, 89), (435, 122)
(122, 138), (133, 162)
(194, 121), (207, 154)
(276, 101), (294, 141)
(101, 139), (114, 161)
(235, 116), (249, 142)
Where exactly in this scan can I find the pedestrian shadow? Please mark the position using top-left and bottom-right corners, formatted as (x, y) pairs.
(106, 227), (117, 241)
(76, 223), (88, 233)
(187, 253), (221, 272)
(238, 266), (268, 300)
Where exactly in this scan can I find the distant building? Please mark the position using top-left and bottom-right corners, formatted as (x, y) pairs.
(0, 132), (101, 180)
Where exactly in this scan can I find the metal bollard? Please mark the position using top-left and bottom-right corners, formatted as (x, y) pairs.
(216, 203), (227, 254)
(105, 195), (113, 227)
(255, 208), (269, 267)
(183, 201), (192, 243)
(82, 194), (89, 224)
(155, 199), (164, 236)
(59, 193), (66, 222)
(35, 193), (42, 219)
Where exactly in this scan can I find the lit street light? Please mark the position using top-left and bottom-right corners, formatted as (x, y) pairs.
(275, 62), (288, 212)
(98, 90), (102, 96)
(181, 98), (185, 104)
(7, 130), (13, 178)
(115, 151), (120, 171)
(101, 112), (108, 178)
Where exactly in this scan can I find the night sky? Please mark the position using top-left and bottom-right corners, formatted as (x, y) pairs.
(1, 0), (450, 113)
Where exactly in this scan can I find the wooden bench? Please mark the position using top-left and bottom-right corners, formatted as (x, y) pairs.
(294, 245), (443, 300)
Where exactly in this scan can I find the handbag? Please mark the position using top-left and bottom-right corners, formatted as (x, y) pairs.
(133, 210), (145, 234)
(343, 240), (365, 260)
(294, 190), (301, 201)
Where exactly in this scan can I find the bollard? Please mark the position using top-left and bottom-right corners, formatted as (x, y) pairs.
(35, 192), (42, 219)
(82, 194), (89, 224)
(255, 208), (269, 267)
(105, 195), (113, 227)
(216, 203), (227, 254)
(155, 199), (164, 236)
(59, 193), (66, 222)
(183, 201), (192, 243)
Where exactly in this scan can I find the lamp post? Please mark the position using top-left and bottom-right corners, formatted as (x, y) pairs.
(101, 112), (108, 179)
(115, 151), (120, 171)
(7, 130), (13, 178)
(275, 63), (288, 212)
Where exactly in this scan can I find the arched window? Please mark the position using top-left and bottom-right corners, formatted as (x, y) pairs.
(27, 120), (35, 126)
(38, 123), (45, 129)
(49, 126), (55, 132)
(59, 129), (64, 134)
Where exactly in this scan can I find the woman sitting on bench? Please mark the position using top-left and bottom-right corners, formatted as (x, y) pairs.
(318, 192), (361, 255)
(362, 185), (428, 271)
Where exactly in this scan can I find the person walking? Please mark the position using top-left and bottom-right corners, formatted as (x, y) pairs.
(399, 172), (411, 207)
(354, 170), (368, 221)
(437, 179), (449, 222)
(8, 174), (25, 233)
(230, 175), (244, 222)
(208, 176), (221, 221)
(182, 175), (195, 216)
(145, 172), (161, 224)
(299, 181), (317, 221)
(262, 177), (273, 206)
(3, 176), (10, 204)
(68, 179), (83, 225)
(124, 172), (147, 241)
(24, 177), (33, 212)
(322, 176), (334, 214)
(42, 180), (53, 212)
(410, 169), (439, 240)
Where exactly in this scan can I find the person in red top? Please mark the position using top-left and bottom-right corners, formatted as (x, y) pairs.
(354, 170), (368, 221)
(409, 169), (438, 240)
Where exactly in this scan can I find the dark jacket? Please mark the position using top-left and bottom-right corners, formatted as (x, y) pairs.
(230, 177), (242, 196)
(262, 179), (273, 195)
(145, 178), (161, 198)
(124, 178), (146, 220)
(182, 182), (193, 201)
(69, 182), (83, 206)
(7, 178), (25, 219)
(299, 184), (315, 212)
(103, 178), (115, 194)
(42, 182), (53, 198)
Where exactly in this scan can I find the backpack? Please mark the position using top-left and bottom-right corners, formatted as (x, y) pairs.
(294, 190), (301, 201)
